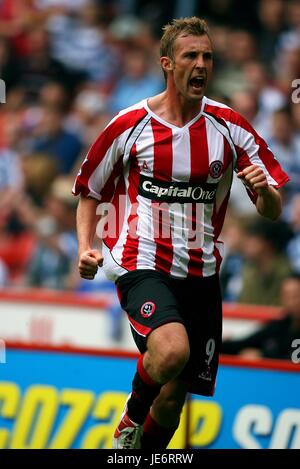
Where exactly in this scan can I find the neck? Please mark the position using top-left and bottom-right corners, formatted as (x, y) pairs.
(148, 89), (203, 127)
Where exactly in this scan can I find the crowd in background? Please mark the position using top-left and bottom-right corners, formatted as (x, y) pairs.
(0, 0), (300, 321)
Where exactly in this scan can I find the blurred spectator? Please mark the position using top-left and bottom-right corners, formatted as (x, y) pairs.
(238, 218), (292, 305)
(222, 273), (300, 360)
(287, 194), (300, 274)
(22, 153), (58, 207)
(213, 29), (257, 97)
(242, 60), (287, 138)
(274, 30), (300, 96)
(196, 0), (259, 30)
(108, 46), (163, 113)
(0, 211), (36, 285)
(220, 215), (245, 301)
(20, 26), (83, 99)
(0, 36), (22, 91)
(257, 0), (287, 65)
(229, 89), (267, 138)
(27, 214), (72, 289)
(27, 176), (78, 289)
(27, 106), (83, 174)
(66, 89), (111, 146)
(45, 0), (118, 87)
(0, 0), (37, 56)
(268, 107), (300, 211)
(0, 113), (24, 224)
(39, 81), (71, 112)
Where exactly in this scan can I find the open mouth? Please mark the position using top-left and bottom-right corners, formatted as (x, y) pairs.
(189, 76), (205, 89)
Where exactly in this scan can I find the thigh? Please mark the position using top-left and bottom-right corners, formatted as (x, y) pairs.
(175, 275), (223, 396)
(116, 270), (184, 353)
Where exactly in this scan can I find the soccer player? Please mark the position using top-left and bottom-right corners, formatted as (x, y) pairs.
(73, 17), (289, 449)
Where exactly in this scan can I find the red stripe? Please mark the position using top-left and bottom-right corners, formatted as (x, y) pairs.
(127, 314), (152, 336)
(121, 144), (140, 270)
(235, 144), (258, 203)
(99, 157), (123, 202)
(137, 355), (160, 386)
(212, 189), (230, 240)
(73, 108), (147, 197)
(186, 202), (204, 277)
(187, 118), (209, 276)
(213, 243), (223, 273)
(210, 136), (233, 273)
(7, 341), (300, 373)
(223, 135), (234, 171)
(204, 103), (289, 188)
(189, 116), (209, 182)
(151, 119), (173, 273)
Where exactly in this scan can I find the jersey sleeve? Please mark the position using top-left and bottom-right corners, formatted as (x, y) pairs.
(72, 117), (131, 202)
(228, 110), (290, 203)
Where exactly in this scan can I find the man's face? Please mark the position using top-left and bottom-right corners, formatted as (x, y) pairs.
(281, 279), (300, 317)
(163, 34), (213, 102)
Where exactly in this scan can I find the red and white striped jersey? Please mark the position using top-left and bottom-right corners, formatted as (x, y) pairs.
(73, 97), (289, 280)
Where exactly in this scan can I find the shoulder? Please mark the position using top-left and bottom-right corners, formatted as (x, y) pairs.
(203, 97), (246, 127)
(106, 100), (149, 134)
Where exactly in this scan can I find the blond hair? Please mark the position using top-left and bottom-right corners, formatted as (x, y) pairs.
(160, 17), (210, 60)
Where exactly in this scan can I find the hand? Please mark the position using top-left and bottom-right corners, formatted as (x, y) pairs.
(78, 249), (103, 280)
(237, 165), (268, 195)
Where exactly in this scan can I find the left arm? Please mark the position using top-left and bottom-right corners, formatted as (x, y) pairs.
(237, 165), (282, 220)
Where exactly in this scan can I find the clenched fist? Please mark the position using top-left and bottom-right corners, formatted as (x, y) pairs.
(237, 164), (268, 195)
(78, 249), (103, 280)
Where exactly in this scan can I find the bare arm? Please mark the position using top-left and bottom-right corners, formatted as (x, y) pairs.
(237, 165), (282, 220)
(77, 195), (103, 280)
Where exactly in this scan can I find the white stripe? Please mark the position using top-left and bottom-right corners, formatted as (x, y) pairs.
(102, 242), (127, 281)
(205, 118), (225, 183)
(88, 127), (133, 200)
(135, 121), (157, 270)
(122, 114), (152, 166)
(215, 162), (233, 213)
(203, 111), (238, 167)
(106, 100), (146, 128)
(202, 203), (216, 277)
(170, 129), (191, 277)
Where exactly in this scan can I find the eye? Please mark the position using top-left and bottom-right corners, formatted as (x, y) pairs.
(185, 51), (197, 59)
(203, 52), (213, 60)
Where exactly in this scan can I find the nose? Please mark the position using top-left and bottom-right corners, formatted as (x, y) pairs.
(195, 54), (206, 69)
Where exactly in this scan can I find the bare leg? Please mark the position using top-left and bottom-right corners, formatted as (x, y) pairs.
(143, 322), (190, 384)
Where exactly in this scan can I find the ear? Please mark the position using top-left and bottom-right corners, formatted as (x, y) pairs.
(160, 56), (174, 75)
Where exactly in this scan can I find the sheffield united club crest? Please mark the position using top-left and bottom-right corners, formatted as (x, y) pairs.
(209, 160), (223, 179)
(140, 302), (156, 318)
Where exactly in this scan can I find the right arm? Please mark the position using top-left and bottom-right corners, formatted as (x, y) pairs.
(73, 107), (145, 278)
(77, 195), (103, 280)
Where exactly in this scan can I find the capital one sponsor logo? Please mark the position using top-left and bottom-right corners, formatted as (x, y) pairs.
(139, 175), (217, 203)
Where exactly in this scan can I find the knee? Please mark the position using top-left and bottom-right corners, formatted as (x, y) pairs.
(155, 342), (190, 382)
